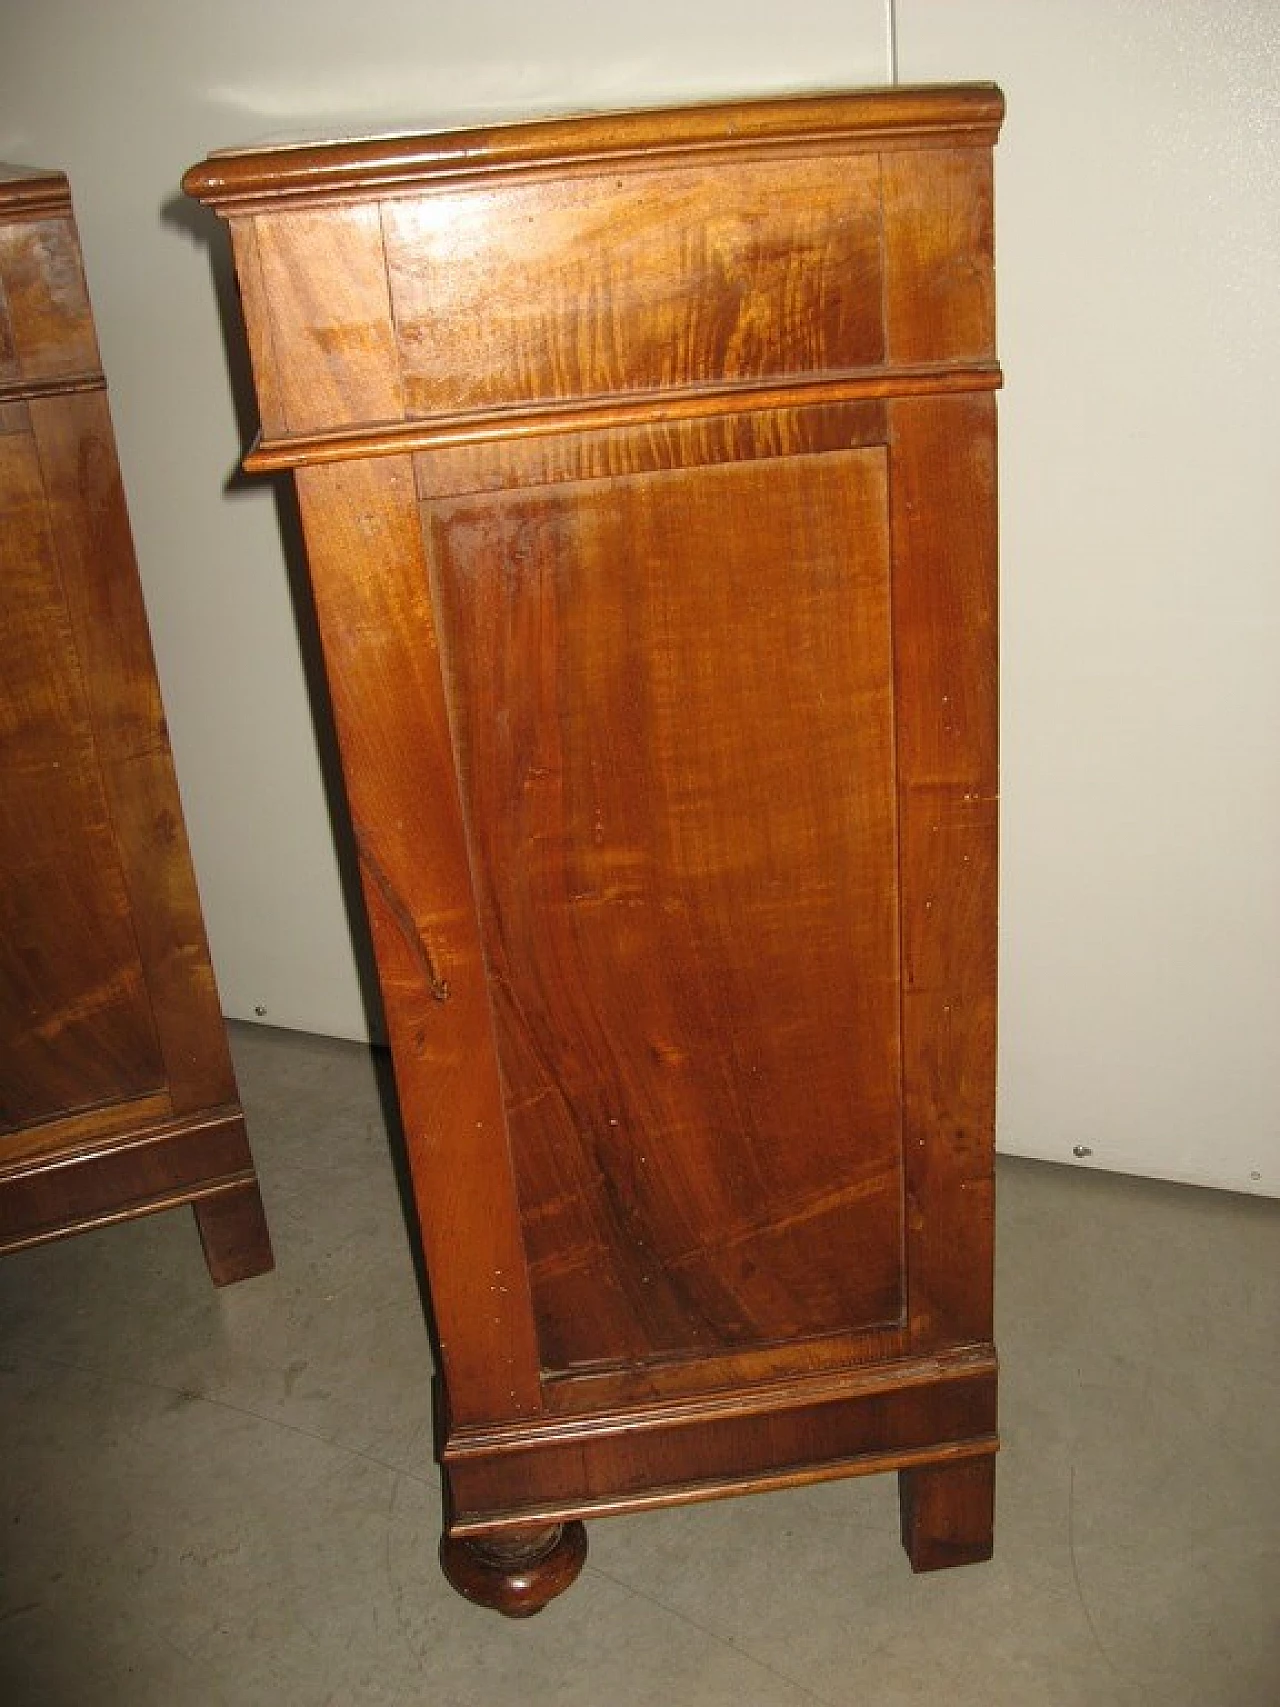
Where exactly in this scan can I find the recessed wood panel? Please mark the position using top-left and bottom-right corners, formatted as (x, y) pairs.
(386, 153), (884, 417)
(31, 392), (239, 1116)
(0, 428), (163, 1129)
(428, 446), (903, 1373)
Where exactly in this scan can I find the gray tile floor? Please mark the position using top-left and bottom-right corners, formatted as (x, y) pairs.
(2, 1023), (1277, 1705)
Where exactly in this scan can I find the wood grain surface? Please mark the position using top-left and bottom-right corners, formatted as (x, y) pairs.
(294, 454), (543, 1424)
(0, 167), (272, 1283)
(384, 152), (884, 415)
(429, 445), (903, 1373)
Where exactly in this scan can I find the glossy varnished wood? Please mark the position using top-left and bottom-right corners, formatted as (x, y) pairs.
(381, 150), (886, 417)
(0, 414), (163, 1124)
(186, 84), (1001, 1603)
(891, 394), (999, 1351)
(439, 1521), (588, 1618)
(428, 444), (903, 1374)
(0, 168), (272, 1284)
(292, 453), (542, 1423)
(900, 1456), (997, 1572)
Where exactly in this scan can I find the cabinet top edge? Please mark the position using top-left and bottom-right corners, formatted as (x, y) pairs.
(0, 165), (72, 219)
(182, 83), (1004, 211)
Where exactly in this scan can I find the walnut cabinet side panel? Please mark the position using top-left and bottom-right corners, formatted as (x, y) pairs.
(290, 391), (997, 1498)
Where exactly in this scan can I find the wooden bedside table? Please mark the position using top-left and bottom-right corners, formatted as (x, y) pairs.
(185, 83), (1001, 1612)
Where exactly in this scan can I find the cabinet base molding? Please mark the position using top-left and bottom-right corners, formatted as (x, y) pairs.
(442, 1350), (997, 1531)
(0, 1108), (272, 1285)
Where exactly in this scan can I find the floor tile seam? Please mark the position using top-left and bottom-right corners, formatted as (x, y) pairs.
(11, 1346), (441, 1493)
(582, 1556), (840, 1706)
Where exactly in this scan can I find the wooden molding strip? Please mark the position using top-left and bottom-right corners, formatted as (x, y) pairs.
(0, 1089), (174, 1168)
(446, 1344), (999, 1455)
(0, 1171), (259, 1256)
(449, 1436), (1000, 1535)
(184, 85), (1004, 211)
(0, 166), (72, 220)
(0, 372), (105, 406)
(244, 363), (1003, 473)
(0, 1103), (248, 1181)
(442, 1350), (997, 1529)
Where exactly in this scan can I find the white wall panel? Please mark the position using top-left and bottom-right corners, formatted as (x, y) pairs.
(897, 1), (1280, 1194)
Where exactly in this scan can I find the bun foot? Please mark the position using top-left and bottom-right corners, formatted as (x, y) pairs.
(440, 1521), (588, 1616)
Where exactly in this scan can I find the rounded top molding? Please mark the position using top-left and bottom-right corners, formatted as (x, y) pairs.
(0, 165), (73, 221)
(183, 83), (1005, 211)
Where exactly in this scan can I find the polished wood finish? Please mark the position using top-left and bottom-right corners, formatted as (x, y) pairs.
(900, 1456), (997, 1573)
(440, 1521), (588, 1618)
(0, 167), (272, 1284)
(186, 84), (1000, 1603)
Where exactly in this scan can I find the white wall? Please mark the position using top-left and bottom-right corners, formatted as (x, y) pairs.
(898, 0), (1280, 1195)
(0, 0), (892, 1043)
(3, 3), (1276, 1196)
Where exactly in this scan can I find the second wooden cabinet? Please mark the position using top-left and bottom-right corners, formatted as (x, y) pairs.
(0, 166), (272, 1286)
(186, 83), (1002, 1613)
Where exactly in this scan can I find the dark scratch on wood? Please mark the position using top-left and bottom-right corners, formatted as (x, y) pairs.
(356, 831), (451, 1002)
